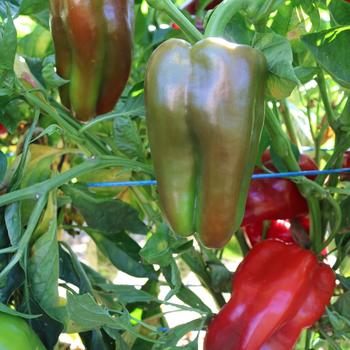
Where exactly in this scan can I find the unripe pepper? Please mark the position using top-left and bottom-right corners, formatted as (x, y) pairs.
(204, 240), (335, 350)
(0, 312), (46, 350)
(50, 0), (134, 121)
(145, 38), (267, 248)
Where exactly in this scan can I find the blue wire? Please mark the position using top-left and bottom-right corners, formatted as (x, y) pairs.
(87, 168), (350, 188)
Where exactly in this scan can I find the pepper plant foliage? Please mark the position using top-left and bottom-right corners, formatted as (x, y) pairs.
(0, 0), (349, 349)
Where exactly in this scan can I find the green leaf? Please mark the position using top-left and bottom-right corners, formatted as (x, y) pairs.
(0, 9), (16, 72)
(152, 319), (203, 350)
(223, 13), (253, 45)
(301, 26), (350, 88)
(98, 284), (158, 304)
(5, 202), (21, 246)
(113, 114), (146, 161)
(66, 293), (157, 344)
(0, 151), (7, 182)
(175, 286), (211, 313)
(65, 293), (120, 333)
(301, 2), (320, 30)
(181, 249), (211, 287)
(327, 309), (350, 333)
(253, 32), (299, 99)
(0, 303), (40, 319)
(41, 56), (69, 88)
(0, 2), (19, 19)
(18, 23), (52, 58)
(103, 327), (129, 350)
(164, 261), (182, 300)
(335, 291), (350, 319)
(19, 0), (48, 15)
(338, 275), (350, 290)
(270, 0), (294, 36)
(330, 0), (350, 26)
(294, 66), (318, 84)
(63, 184), (148, 235)
(140, 228), (172, 267)
(89, 230), (157, 279)
(29, 194), (60, 316)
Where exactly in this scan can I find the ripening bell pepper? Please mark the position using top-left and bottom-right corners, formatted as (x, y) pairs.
(242, 151), (317, 224)
(50, 0), (133, 121)
(145, 38), (267, 248)
(204, 240), (335, 350)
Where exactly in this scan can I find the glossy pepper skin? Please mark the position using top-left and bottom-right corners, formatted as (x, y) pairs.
(145, 38), (267, 248)
(0, 312), (46, 350)
(244, 219), (299, 246)
(50, 0), (133, 122)
(242, 151), (317, 224)
(204, 240), (335, 350)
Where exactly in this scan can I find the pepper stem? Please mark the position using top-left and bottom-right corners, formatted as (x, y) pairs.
(204, 0), (245, 38)
(146, 0), (203, 43)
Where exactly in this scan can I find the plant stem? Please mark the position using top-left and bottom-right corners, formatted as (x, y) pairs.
(0, 157), (153, 207)
(146, 0), (203, 43)
(60, 241), (94, 295)
(280, 100), (299, 146)
(316, 71), (336, 129)
(205, 0), (244, 37)
(265, 107), (323, 252)
(24, 92), (107, 156)
(0, 194), (48, 281)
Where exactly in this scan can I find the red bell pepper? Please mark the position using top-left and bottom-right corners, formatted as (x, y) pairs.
(182, 0), (222, 14)
(0, 124), (7, 136)
(204, 240), (335, 350)
(242, 151), (317, 224)
(341, 150), (350, 181)
(243, 219), (297, 246)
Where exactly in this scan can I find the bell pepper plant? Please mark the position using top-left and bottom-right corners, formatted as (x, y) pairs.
(0, 0), (349, 349)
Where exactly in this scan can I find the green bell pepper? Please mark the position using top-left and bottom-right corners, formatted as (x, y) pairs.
(0, 312), (46, 350)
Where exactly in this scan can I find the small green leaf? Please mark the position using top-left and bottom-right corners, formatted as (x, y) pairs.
(140, 228), (172, 267)
(153, 319), (203, 350)
(29, 194), (60, 315)
(65, 293), (119, 333)
(89, 230), (157, 279)
(0, 151), (7, 183)
(301, 26), (350, 88)
(253, 32), (299, 99)
(0, 10), (17, 72)
(19, 0), (49, 15)
(335, 291), (350, 319)
(5, 202), (21, 246)
(42, 56), (69, 88)
(98, 284), (158, 304)
(63, 184), (147, 235)
(114, 114), (146, 161)
(330, 0), (350, 26)
(0, 303), (40, 319)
